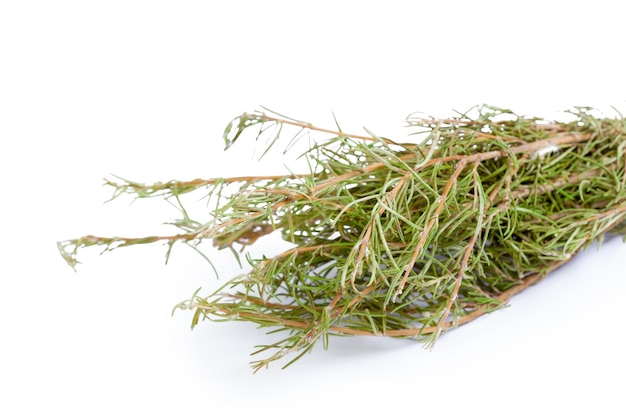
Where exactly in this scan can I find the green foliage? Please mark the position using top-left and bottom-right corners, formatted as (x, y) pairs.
(58, 106), (626, 371)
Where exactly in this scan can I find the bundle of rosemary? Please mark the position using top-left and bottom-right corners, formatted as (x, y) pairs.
(58, 106), (626, 371)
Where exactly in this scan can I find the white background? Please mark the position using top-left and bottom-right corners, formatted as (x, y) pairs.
(2, 1), (625, 415)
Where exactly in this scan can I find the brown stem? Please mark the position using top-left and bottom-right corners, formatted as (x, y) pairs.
(59, 232), (200, 249)
(256, 112), (398, 145)
(508, 163), (616, 201)
(196, 257), (570, 339)
(192, 263), (543, 338)
(348, 174), (409, 287)
(393, 160), (468, 301)
(431, 162), (482, 346)
(107, 174), (308, 196)
(312, 132), (591, 195)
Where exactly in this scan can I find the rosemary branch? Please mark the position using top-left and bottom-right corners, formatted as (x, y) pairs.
(58, 105), (626, 371)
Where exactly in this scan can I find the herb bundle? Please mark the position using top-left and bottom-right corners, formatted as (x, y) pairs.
(58, 106), (626, 371)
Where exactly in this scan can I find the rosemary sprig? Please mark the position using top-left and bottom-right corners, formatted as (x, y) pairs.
(58, 105), (626, 371)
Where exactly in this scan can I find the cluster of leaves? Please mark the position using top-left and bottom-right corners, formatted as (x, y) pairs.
(58, 106), (626, 371)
